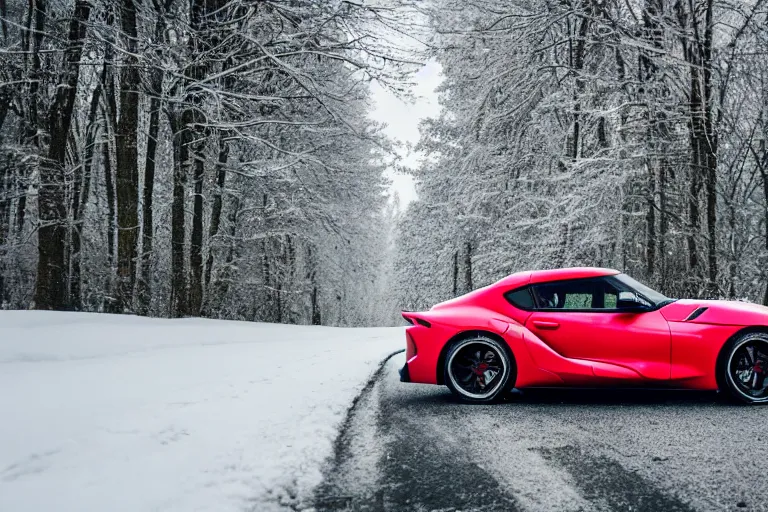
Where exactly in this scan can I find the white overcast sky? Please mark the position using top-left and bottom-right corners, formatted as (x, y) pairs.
(369, 60), (443, 207)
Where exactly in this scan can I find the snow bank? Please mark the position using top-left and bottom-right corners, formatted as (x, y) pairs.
(0, 311), (403, 511)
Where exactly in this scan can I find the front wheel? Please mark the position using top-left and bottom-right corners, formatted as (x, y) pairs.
(722, 331), (768, 404)
(444, 335), (515, 403)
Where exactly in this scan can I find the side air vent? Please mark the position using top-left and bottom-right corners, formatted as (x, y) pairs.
(685, 307), (708, 321)
(415, 318), (432, 328)
(402, 312), (431, 328)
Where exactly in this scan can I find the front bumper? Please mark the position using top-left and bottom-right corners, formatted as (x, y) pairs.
(398, 361), (411, 382)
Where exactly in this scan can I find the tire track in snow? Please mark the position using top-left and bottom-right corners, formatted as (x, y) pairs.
(311, 349), (405, 510)
(312, 352), (521, 511)
(311, 354), (747, 512)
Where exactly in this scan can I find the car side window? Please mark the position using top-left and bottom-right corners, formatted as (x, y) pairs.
(532, 278), (620, 311)
(505, 287), (535, 310)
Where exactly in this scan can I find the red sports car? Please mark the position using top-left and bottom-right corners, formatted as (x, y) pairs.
(400, 267), (768, 404)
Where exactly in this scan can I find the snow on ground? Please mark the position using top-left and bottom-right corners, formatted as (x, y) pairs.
(0, 311), (403, 512)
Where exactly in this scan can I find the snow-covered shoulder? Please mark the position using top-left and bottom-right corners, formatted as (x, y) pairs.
(0, 311), (403, 512)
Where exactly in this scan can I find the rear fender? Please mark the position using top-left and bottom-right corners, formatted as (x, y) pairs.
(403, 308), (514, 385)
(406, 308), (564, 387)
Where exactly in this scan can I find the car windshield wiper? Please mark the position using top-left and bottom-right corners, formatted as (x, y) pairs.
(656, 299), (677, 308)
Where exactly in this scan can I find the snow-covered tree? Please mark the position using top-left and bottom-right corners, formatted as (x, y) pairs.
(0, 0), (417, 325)
(391, 0), (768, 313)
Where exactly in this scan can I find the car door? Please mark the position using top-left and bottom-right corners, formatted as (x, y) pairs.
(525, 277), (671, 381)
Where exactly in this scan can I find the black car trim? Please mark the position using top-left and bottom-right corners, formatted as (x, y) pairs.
(684, 307), (708, 321)
(398, 362), (411, 382)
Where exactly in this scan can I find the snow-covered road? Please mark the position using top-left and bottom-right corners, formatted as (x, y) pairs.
(0, 311), (403, 512)
(316, 354), (768, 512)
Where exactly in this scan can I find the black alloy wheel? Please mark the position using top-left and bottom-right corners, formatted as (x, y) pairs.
(724, 332), (768, 404)
(444, 335), (515, 403)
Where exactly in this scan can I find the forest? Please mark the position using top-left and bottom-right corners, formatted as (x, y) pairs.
(0, 0), (415, 325)
(393, 0), (768, 314)
(2, 0), (768, 326)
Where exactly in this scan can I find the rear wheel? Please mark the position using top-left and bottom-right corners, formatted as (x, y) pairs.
(722, 331), (768, 404)
(444, 335), (515, 403)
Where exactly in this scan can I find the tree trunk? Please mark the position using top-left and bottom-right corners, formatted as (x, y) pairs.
(756, 142), (768, 305)
(683, 0), (718, 297)
(203, 136), (229, 295)
(35, 0), (91, 310)
(103, 129), (116, 276)
(311, 285), (321, 325)
(308, 245), (321, 325)
(70, 74), (104, 310)
(114, 0), (141, 312)
(285, 234), (296, 323)
(276, 278), (283, 324)
(464, 241), (473, 293)
(0, 167), (9, 303)
(137, 78), (162, 315)
(212, 195), (240, 309)
(261, 236), (274, 321)
(640, 0), (666, 282)
(689, 52), (717, 295)
(0, 90), (9, 137)
(185, 0), (225, 316)
(25, 0), (44, 147)
(68, 142), (85, 310)
(0, 0), (7, 43)
(188, 134), (205, 316)
(727, 201), (737, 299)
(658, 160), (668, 284)
(763, 167), (768, 303)
(136, 8), (169, 315)
(702, 0), (718, 297)
(646, 167), (657, 277)
(15, 0), (46, 239)
(452, 250), (458, 296)
(687, 153), (701, 278)
(101, 8), (118, 311)
(168, 109), (188, 317)
(569, 1), (592, 161)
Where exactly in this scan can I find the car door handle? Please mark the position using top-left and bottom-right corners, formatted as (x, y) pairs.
(532, 320), (560, 330)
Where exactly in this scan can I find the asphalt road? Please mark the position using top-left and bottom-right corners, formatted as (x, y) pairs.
(313, 353), (768, 512)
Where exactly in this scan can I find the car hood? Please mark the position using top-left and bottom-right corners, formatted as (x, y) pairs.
(660, 299), (768, 326)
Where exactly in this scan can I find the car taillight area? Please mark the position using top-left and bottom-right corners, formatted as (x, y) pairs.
(400, 311), (445, 385)
(406, 329), (417, 361)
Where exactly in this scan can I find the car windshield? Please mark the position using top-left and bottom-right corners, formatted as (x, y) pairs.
(613, 273), (672, 307)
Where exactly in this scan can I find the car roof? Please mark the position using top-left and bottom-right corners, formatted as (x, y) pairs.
(495, 267), (620, 288)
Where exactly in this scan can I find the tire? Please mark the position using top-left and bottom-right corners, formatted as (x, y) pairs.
(444, 334), (516, 403)
(721, 331), (768, 404)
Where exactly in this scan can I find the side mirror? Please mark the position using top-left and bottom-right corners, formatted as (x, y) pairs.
(617, 291), (651, 312)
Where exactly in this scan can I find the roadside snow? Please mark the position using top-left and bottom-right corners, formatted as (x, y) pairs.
(0, 311), (403, 512)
